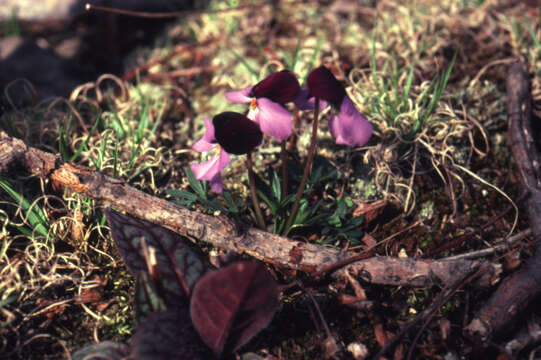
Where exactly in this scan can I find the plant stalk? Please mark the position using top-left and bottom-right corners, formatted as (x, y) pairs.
(280, 140), (288, 201)
(246, 152), (266, 230)
(284, 98), (320, 235)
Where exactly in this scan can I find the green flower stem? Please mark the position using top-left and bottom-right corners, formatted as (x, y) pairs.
(280, 140), (287, 201)
(284, 98), (320, 235)
(246, 152), (266, 230)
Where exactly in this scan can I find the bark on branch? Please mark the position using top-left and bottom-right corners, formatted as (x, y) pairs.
(0, 130), (501, 288)
(466, 61), (541, 342)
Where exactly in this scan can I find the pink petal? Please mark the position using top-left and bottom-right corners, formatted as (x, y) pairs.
(190, 151), (231, 193)
(208, 173), (224, 193)
(329, 96), (372, 146)
(192, 118), (216, 152)
(225, 86), (253, 104)
(255, 98), (292, 141)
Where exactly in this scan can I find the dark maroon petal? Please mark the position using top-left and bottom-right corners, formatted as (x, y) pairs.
(212, 112), (263, 155)
(250, 70), (301, 104)
(307, 66), (346, 107)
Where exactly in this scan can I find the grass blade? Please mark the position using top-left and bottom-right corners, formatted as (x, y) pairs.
(0, 178), (49, 240)
(422, 50), (457, 124)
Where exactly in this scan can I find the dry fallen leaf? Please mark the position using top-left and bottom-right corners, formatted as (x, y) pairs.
(353, 200), (387, 225)
(374, 323), (391, 348)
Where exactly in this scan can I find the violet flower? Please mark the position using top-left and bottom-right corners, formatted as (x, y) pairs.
(191, 113), (263, 193)
(225, 70), (301, 141)
(301, 66), (373, 146)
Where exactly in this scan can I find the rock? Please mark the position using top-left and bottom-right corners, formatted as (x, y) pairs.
(0, 36), (82, 99)
(0, 0), (198, 22)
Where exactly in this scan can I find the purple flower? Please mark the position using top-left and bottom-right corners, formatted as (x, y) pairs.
(300, 65), (373, 146)
(328, 96), (372, 146)
(225, 70), (301, 141)
(212, 112), (263, 155)
(293, 88), (329, 111)
(191, 118), (231, 193)
(191, 113), (263, 193)
(306, 66), (346, 108)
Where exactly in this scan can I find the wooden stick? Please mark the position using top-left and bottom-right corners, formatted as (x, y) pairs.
(0, 130), (501, 288)
(466, 61), (541, 342)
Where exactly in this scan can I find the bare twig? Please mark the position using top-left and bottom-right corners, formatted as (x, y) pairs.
(443, 228), (531, 261)
(0, 130), (501, 288)
(504, 318), (541, 357)
(466, 61), (541, 342)
(85, 2), (270, 18)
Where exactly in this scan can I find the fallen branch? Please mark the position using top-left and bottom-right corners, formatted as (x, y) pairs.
(443, 228), (531, 261)
(0, 130), (501, 288)
(504, 319), (541, 357)
(466, 61), (541, 342)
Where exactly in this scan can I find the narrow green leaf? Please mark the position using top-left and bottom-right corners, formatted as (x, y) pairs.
(95, 131), (109, 169)
(289, 37), (303, 72)
(256, 189), (278, 215)
(371, 21), (379, 90)
(271, 171), (281, 201)
(70, 114), (101, 162)
(422, 50), (457, 124)
(107, 96), (126, 138)
(186, 167), (207, 200)
(222, 191), (239, 213)
(166, 189), (199, 202)
(137, 110), (147, 144)
(113, 133), (119, 178)
(0, 178), (49, 239)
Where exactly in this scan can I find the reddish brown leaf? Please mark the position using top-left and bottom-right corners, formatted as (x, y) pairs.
(353, 200), (387, 225)
(503, 249), (521, 271)
(439, 318), (451, 341)
(361, 233), (378, 249)
(131, 310), (211, 360)
(74, 288), (102, 304)
(105, 209), (207, 307)
(190, 261), (279, 358)
(374, 323), (391, 348)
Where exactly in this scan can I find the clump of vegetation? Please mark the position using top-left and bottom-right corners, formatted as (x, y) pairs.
(73, 210), (278, 359)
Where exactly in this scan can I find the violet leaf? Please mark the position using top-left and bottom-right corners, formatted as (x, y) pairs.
(71, 341), (130, 360)
(190, 261), (279, 358)
(105, 209), (207, 306)
(135, 271), (167, 323)
(131, 310), (212, 360)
